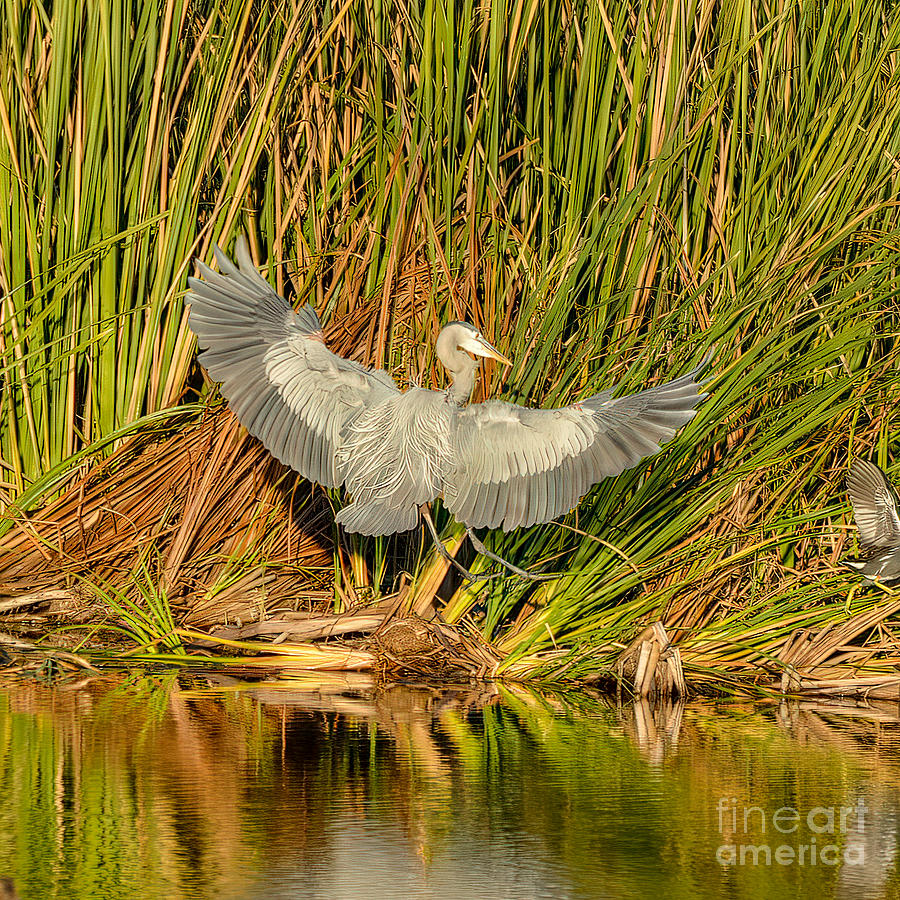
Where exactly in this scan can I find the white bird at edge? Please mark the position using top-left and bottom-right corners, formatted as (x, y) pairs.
(844, 459), (900, 584)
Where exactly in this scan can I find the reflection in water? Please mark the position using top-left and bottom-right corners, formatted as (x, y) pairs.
(1, 673), (899, 899)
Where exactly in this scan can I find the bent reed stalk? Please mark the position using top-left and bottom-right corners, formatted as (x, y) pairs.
(1, 0), (900, 686)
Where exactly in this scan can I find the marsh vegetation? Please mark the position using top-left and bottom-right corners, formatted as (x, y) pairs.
(2, 0), (900, 690)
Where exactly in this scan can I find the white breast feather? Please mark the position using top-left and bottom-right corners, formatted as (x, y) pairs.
(338, 389), (454, 506)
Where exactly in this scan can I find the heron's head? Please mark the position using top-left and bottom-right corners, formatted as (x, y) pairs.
(436, 321), (512, 366)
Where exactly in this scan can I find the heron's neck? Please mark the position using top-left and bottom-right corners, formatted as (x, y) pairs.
(437, 348), (478, 405)
(447, 368), (478, 406)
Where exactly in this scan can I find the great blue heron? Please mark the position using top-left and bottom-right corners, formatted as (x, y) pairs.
(187, 238), (709, 580)
(844, 459), (900, 583)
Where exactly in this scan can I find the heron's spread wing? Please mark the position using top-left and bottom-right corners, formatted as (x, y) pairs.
(443, 365), (707, 531)
(847, 459), (900, 549)
(187, 239), (400, 488)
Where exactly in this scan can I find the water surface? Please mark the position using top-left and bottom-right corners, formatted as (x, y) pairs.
(1, 673), (898, 899)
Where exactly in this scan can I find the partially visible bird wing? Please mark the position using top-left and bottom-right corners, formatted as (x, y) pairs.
(847, 459), (900, 549)
(443, 362), (707, 531)
(187, 238), (400, 488)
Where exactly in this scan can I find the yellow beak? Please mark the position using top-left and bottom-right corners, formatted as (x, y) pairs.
(475, 336), (512, 366)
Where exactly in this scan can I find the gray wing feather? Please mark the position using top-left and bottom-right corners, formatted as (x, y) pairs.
(847, 459), (900, 549)
(443, 362), (708, 531)
(187, 237), (399, 488)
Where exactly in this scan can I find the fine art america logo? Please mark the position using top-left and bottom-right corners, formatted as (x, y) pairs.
(716, 798), (868, 866)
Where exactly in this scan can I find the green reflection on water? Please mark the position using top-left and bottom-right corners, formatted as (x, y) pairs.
(0, 674), (898, 899)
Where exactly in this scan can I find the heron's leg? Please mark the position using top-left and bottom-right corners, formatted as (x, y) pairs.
(465, 527), (554, 581)
(420, 506), (497, 582)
